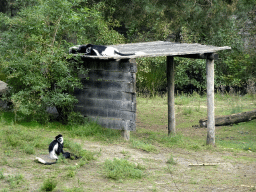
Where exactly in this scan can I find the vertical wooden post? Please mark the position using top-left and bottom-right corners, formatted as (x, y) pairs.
(206, 55), (215, 145)
(121, 130), (130, 141)
(167, 56), (176, 135)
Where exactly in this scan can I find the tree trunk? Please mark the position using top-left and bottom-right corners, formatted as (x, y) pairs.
(199, 110), (256, 127)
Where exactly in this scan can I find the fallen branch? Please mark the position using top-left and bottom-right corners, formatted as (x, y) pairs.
(241, 184), (255, 188)
(199, 109), (256, 127)
(189, 163), (219, 166)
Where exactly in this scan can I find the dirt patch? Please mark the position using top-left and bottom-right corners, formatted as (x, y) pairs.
(71, 139), (256, 192)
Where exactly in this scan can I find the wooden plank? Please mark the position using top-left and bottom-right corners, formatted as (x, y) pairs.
(177, 53), (219, 60)
(76, 98), (136, 112)
(74, 88), (136, 101)
(206, 55), (215, 145)
(167, 56), (176, 135)
(79, 71), (136, 82)
(80, 58), (137, 72)
(81, 80), (135, 93)
(74, 106), (136, 121)
(87, 117), (136, 131)
(71, 41), (231, 60)
(189, 163), (219, 166)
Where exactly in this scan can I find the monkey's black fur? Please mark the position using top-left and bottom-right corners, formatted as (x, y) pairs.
(69, 44), (135, 56)
(45, 134), (80, 165)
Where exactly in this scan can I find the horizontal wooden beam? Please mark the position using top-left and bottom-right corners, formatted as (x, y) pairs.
(177, 53), (218, 60)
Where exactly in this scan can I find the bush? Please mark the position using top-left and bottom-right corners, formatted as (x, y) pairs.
(0, 0), (125, 123)
(103, 158), (145, 180)
(41, 178), (57, 191)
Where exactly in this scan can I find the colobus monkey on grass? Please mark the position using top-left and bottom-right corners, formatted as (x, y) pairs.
(36, 134), (80, 165)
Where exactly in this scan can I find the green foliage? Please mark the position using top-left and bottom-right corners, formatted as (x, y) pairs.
(0, 169), (4, 179)
(130, 139), (158, 153)
(136, 57), (167, 96)
(41, 178), (57, 191)
(103, 158), (145, 180)
(6, 174), (24, 188)
(166, 155), (177, 165)
(0, 0), (125, 123)
(64, 138), (96, 162)
(68, 121), (121, 142)
(91, 0), (256, 95)
(0, 123), (49, 155)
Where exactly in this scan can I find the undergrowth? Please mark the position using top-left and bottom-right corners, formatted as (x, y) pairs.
(103, 158), (145, 180)
(41, 178), (57, 191)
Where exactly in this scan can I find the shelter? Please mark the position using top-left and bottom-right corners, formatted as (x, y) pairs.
(73, 41), (231, 144)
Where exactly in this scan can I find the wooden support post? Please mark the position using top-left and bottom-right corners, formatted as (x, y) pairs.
(121, 130), (130, 141)
(206, 54), (215, 145)
(167, 56), (176, 135)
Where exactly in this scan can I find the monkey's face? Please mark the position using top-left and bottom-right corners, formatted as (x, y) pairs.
(57, 136), (63, 144)
(85, 47), (92, 54)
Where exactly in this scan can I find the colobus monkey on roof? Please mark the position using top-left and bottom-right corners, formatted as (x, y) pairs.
(69, 44), (145, 57)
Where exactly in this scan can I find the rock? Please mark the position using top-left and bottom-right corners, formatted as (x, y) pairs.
(0, 81), (7, 96)
(0, 81), (8, 109)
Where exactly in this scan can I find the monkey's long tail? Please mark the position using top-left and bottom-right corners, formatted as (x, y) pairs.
(36, 156), (57, 165)
(114, 50), (135, 56)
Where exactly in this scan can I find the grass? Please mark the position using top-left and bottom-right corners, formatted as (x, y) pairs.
(103, 158), (145, 180)
(0, 93), (255, 191)
(130, 139), (158, 152)
(6, 174), (24, 188)
(166, 155), (177, 165)
(135, 93), (256, 152)
(41, 178), (57, 191)
(0, 171), (25, 189)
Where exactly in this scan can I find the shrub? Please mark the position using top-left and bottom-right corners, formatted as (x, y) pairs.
(41, 178), (57, 192)
(103, 158), (145, 180)
(0, 0), (125, 123)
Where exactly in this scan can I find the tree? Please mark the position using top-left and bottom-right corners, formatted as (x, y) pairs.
(93, 0), (256, 94)
(0, 0), (125, 123)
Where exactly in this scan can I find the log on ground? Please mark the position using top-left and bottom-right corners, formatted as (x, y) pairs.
(199, 109), (256, 127)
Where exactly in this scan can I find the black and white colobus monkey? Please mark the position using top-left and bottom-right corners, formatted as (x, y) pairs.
(49, 134), (67, 160)
(49, 134), (80, 160)
(69, 44), (144, 57)
(36, 134), (79, 165)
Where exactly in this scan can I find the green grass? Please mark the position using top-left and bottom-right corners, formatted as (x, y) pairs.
(0, 169), (4, 179)
(67, 121), (122, 142)
(41, 178), (57, 191)
(216, 120), (256, 152)
(136, 93), (256, 152)
(0, 93), (255, 191)
(130, 139), (158, 152)
(1, 93), (255, 154)
(103, 158), (145, 180)
(166, 155), (177, 165)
